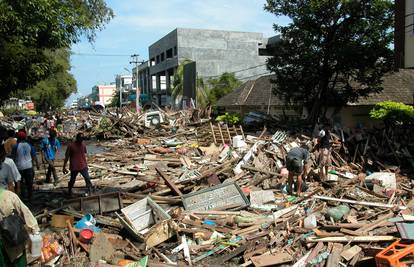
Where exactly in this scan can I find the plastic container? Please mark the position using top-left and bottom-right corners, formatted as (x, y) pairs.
(79, 229), (94, 243)
(326, 205), (350, 221)
(304, 214), (317, 229)
(29, 232), (43, 258)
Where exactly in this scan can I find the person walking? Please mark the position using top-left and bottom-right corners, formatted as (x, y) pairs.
(318, 124), (332, 181)
(63, 133), (93, 196)
(41, 129), (61, 185)
(12, 131), (39, 202)
(3, 129), (16, 157)
(0, 146), (21, 193)
(286, 146), (310, 196)
(0, 188), (40, 267)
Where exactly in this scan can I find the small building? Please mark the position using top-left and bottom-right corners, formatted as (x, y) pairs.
(216, 69), (414, 128)
(91, 84), (116, 107)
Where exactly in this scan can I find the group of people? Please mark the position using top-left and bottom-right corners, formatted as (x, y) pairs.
(0, 126), (94, 266)
(285, 123), (332, 196)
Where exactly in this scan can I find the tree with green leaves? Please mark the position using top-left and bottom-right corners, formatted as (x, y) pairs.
(171, 59), (208, 107)
(207, 72), (241, 105)
(0, 0), (113, 101)
(370, 101), (414, 126)
(23, 49), (76, 111)
(265, 0), (394, 122)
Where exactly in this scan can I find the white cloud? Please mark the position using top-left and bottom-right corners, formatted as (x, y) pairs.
(113, 0), (276, 37)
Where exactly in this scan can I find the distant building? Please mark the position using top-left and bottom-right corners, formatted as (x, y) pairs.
(395, 0), (414, 69)
(91, 84), (116, 107)
(70, 99), (78, 109)
(115, 74), (133, 106)
(137, 28), (279, 106)
(2, 97), (34, 110)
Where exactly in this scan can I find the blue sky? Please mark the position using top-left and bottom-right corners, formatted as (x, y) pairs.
(69, 0), (288, 103)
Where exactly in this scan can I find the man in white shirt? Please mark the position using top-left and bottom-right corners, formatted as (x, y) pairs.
(0, 145), (21, 192)
(12, 131), (39, 202)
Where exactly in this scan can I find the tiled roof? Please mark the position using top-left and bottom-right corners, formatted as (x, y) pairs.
(216, 69), (414, 107)
(350, 69), (414, 105)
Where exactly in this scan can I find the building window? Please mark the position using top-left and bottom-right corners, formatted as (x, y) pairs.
(173, 46), (177, 56)
(152, 76), (157, 90)
(161, 52), (165, 62)
(166, 48), (173, 59)
(160, 75), (166, 90)
(156, 55), (160, 64)
(150, 58), (155, 66)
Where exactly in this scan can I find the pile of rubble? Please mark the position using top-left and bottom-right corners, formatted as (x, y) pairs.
(28, 115), (414, 267)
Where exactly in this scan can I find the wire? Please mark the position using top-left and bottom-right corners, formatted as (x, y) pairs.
(203, 63), (268, 78)
(238, 72), (273, 81)
(71, 52), (131, 57)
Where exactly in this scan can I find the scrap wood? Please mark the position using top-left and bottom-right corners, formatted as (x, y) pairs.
(313, 195), (408, 210)
(326, 243), (343, 267)
(155, 166), (183, 196)
(340, 245), (362, 261)
(307, 235), (395, 243)
(250, 252), (293, 267)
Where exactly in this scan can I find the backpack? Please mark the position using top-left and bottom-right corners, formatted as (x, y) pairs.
(0, 208), (29, 247)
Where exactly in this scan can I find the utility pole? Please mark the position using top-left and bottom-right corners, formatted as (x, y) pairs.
(130, 54), (144, 113)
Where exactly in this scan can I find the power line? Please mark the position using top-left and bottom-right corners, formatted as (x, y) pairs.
(238, 72), (273, 81)
(71, 52), (131, 57)
(203, 63), (267, 78)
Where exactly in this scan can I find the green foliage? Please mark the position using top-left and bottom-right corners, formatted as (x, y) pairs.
(0, 0), (114, 100)
(265, 0), (394, 122)
(369, 101), (414, 124)
(208, 72), (242, 105)
(108, 91), (120, 108)
(216, 112), (241, 125)
(171, 59), (208, 107)
(23, 49), (77, 111)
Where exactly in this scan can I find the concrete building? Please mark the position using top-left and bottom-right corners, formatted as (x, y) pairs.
(91, 84), (116, 107)
(395, 0), (414, 69)
(115, 74), (133, 106)
(137, 28), (278, 106)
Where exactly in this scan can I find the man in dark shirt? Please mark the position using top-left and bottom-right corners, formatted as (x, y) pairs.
(62, 133), (93, 196)
(318, 124), (332, 181)
(286, 146), (310, 196)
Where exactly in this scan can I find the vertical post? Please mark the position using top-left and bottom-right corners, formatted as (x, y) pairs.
(130, 54), (141, 113)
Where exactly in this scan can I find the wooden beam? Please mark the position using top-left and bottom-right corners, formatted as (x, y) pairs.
(307, 235), (394, 243)
(313, 195), (407, 210)
(155, 167), (183, 196)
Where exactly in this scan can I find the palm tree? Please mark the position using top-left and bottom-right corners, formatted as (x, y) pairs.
(171, 59), (208, 108)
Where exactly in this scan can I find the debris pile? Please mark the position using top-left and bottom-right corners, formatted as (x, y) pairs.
(26, 116), (414, 267)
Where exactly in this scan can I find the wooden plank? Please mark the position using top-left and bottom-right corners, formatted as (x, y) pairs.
(155, 167), (183, 196)
(218, 124), (225, 144)
(313, 195), (407, 210)
(210, 122), (217, 144)
(225, 124), (232, 145)
(251, 253), (293, 267)
(341, 245), (362, 261)
(239, 125), (245, 140)
(355, 212), (393, 234)
(327, 243), (343, 267)
(307, 235), (394, 243)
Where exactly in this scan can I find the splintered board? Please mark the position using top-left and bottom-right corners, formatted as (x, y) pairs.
(182, 182), (249, 211)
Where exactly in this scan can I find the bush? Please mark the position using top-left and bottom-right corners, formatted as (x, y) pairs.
(216, 112), (241, 125)
(369, 101), (414, 125)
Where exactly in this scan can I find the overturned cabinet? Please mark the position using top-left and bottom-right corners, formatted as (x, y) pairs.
(116, 196), (174, 248)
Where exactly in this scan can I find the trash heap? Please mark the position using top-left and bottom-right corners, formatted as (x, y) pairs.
(29, 118), (414, 267)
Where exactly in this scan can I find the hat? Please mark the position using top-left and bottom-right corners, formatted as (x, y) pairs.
(17, 131), (27, 140)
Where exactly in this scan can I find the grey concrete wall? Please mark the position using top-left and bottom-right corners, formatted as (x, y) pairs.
(149, 29), (179, 75)
(176, 28), (269, 80)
